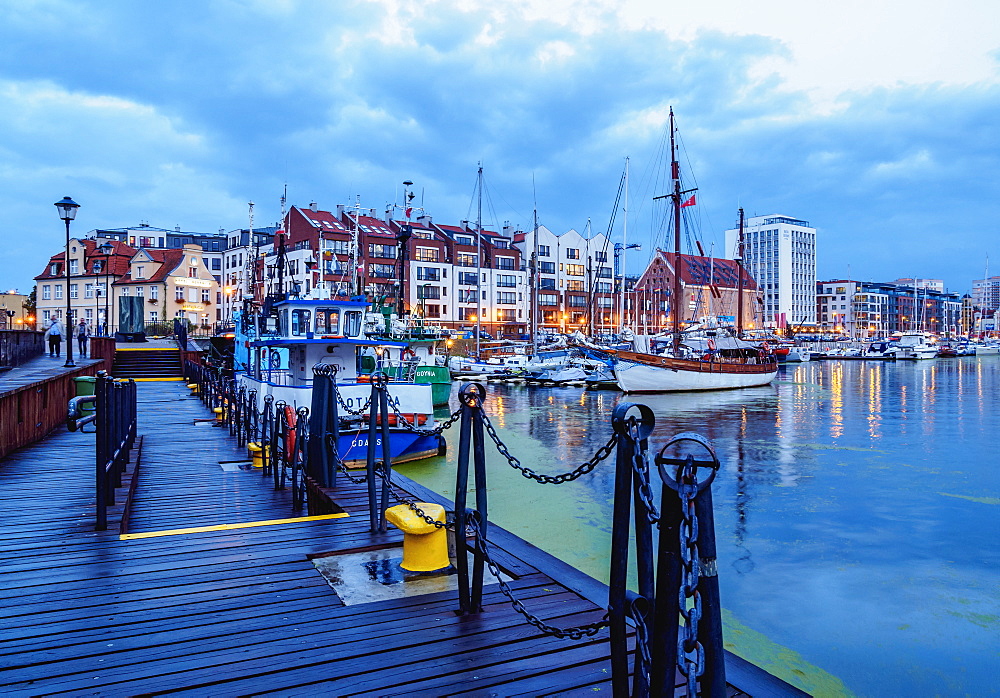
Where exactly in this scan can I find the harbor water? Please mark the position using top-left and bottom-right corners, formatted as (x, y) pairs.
(400, 357), (1000, 697)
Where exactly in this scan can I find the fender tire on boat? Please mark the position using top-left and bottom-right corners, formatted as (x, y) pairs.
(283, 405), (296, 461)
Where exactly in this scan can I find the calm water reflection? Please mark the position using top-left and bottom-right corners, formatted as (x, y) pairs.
(403, 358), (1000, 696)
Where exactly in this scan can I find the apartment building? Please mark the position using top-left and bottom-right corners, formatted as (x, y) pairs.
(726, 215), (817, 328)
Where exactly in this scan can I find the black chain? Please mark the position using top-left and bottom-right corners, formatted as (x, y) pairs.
(468, 516), (609, 640)
(676, 457), (705, 695)
(482, 411), (618, 484)
(336, 390), (372, 416)
(385, 390), (462, 436)
(627, 419), (661, 524)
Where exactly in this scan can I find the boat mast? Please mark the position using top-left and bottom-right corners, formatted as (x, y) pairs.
(277, 185), (287, 300)
(349, 195), (361, 297)
(736, 207), (745, 337)
(670, 108), (682, 356)
(476, 163), (483, 358)
(530, 180), (539, 357)
(621, 157), (629, 333)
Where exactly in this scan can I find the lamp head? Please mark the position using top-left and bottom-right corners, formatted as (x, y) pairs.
(54, 197), (80, 221)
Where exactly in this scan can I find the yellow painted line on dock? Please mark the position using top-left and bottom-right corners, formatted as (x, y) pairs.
(119, 513), (350, 540)
(129, 377), (185, 382)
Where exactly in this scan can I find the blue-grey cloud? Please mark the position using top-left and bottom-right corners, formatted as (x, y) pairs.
(0, 0), (996, 294)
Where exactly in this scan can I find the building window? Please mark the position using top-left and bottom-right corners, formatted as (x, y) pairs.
(176, 288), (184, 301)
(417, 267), (441, 281)
(567, 280), (585, 291)
(188, 266), (198, 278)
(149, 311), (159, 323)
(420, 286), (441, 300)
(539, 293), (558, 306)
(459, 272), (478, 286)
(539, 261), (555, 274)
(497, 292), (516, 305)
(538, 245), (550, 257)
(496, 256), (515, 270)
(69, 260), (79, 274)
(55, 285), (64, 300)
(136, 286), (144, 298)
(415, 247), (439, 262)
(456, 253), (478, 267)
(566, 248), (580, 259)
(539, 278), (556, 290)
(150, 286), (159, 300)
(455, 235), (474, 246)
(368, 263), (395, 279)
(566, 264), (585, 277)
(497, 275), (516, 288)
(212, 258), (221, 270)
(42, 285), (51, 300)
(567, 295), (587, 307)
(202, 289), (210, 303)
(368, 244), (397, 259)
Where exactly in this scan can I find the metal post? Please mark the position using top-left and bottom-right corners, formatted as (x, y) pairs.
(469, 386), (488, 612)
(453, 383), (481, 614)
(377, 382), (393, 533)
(695, 478), (726, 697)
(365, 377), (381, 532)
(94, 376), (107, 531)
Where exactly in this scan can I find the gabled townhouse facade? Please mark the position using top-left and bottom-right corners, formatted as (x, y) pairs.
(630, 250), (760, 334)
(34, 238), (135, 333)
(513, 225), (615, 334)
(261, 203), (529, 337)
(113, 245), (221, 330)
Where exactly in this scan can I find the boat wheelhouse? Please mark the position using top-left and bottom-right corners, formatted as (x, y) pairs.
(235, 298), (443, 466)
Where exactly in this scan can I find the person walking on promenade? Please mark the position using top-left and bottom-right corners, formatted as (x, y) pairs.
(45, 318), (64, 358)
(77, 319), (90, 358)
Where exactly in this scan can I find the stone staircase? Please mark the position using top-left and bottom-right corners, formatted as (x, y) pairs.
(111, 348), (183, 379)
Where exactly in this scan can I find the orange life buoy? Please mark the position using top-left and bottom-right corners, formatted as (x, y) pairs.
(707, 338), (716, 351)
(283, 405), (297, 461)
(401, 348), (417, 361)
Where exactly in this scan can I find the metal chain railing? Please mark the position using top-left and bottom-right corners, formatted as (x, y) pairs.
(482, 412), (618, 484)
(467, 515), (610, 640)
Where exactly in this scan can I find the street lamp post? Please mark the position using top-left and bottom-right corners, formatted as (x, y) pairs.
(54, 197), (80, 367)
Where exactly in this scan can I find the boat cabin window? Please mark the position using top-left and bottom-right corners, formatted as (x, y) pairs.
(344, 310), (362, 338)
(315, 308), (341, 335)
(290, 309), (311, 336)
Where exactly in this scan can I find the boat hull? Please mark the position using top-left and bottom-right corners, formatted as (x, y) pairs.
(335, 430), (443, 468)
(612, 351), (777, 393)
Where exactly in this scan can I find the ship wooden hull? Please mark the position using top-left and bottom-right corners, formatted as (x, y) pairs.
(611, 350), (777, 393)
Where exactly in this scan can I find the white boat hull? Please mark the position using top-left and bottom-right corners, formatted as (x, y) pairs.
(613, 354), (777, 393)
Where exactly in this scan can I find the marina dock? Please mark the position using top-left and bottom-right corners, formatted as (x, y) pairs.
(0, 370), (802, 695)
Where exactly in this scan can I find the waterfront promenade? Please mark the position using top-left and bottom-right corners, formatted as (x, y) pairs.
(0, 379), (798, 695)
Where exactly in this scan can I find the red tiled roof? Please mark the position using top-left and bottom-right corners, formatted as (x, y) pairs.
(34, 239), (137, 281)
(114, 249), (184, 285)
(637, 250), (757, 291)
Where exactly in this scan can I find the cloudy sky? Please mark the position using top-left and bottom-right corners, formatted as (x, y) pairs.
(1, 0), (998, 295)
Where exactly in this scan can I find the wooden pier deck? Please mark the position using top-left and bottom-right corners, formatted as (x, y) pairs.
(0, 380), (803, 696)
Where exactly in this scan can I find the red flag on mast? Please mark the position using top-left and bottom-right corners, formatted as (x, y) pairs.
(680, 194), (697, 208)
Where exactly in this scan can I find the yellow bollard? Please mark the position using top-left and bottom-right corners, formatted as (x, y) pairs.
(384, 503), (450, 572)
(213, 406), (225, 422)
(187, 383), (200, 395)
(247, 442), (264, 468)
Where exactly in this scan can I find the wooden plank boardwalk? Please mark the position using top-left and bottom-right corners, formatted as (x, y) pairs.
(0, 380), (803, 696)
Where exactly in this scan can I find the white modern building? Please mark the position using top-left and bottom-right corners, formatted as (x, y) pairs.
(725, 214), (817, 329)
(971, 275), (1000, 313)
(514, 225), (615, 334)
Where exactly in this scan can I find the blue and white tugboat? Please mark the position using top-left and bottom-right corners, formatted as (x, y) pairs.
(234, 296), (443, 467)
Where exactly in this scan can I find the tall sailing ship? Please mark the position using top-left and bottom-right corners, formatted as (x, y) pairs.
(609, 108), (778, 393)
